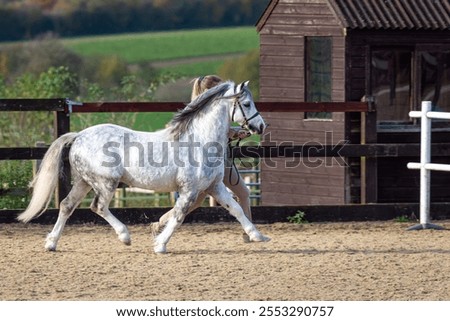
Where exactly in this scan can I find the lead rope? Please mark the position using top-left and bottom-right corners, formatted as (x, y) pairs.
(228, 97), (258, 186)
(228, 99), (241, 186)
(228, 137), (242, 186)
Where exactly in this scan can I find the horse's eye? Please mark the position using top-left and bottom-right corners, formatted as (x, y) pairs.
(243, 102), (251, 108)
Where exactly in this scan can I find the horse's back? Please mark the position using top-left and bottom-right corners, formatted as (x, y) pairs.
(69, 124), (127, 180)
(69, 123), (178, 191)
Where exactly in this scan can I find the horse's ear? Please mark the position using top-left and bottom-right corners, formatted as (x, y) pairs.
(236, 81), (250, 93)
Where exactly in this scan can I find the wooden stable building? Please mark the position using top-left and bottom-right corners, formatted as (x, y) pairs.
(257, 0), (450, 205)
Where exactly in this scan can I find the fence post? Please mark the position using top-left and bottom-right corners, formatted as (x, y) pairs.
(406, 101), (444, 230)
(361, 96), (377, 203)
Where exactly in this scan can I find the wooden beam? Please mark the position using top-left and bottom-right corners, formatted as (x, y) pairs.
(2, 143), (450, 160)
(0, 99), (369, 113)
(0, 147), (48, 160)
(2, 203), (450, 224)
(257, 101), (369, 113)
(0, 99), (66, 111)
(72, 102), (185, 113)
(71, 101), (370, 113)
(232, 143), (450, 158)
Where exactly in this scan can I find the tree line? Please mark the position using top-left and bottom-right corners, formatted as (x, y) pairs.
(0, 0), (269, 42)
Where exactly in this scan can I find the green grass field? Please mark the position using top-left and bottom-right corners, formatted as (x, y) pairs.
(159, 60), (225, 77)
(71, 112), (174, 132)
(64, 26), (260, 131)
(63, 26), (259, 63)
(0, 27), (257, 132)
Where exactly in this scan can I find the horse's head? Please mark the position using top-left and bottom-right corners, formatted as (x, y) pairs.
(231, 81), (266, 135)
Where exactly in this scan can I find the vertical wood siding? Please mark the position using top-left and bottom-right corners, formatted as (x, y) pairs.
(259, 0), (347, 206)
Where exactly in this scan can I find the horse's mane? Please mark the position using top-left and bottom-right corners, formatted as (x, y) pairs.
(168, 81), (236, 139)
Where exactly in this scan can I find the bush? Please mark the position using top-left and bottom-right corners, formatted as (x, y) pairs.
(0, 66), (78, 147)
(0, 160), (33, 209)
(81, 55), (128, 88)
(1, 35), (83, 79)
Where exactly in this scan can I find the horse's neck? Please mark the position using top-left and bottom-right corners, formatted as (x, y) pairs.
(190, 100), (230, 144)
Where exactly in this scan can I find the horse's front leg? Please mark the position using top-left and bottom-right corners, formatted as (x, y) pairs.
(153, 191), (197, 254)
(208, 182), (270, 243)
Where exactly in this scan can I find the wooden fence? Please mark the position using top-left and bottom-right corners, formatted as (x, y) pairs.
(2, 98), (450, 224)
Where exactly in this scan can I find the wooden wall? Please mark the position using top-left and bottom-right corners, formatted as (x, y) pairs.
(258, 0), (347, 205)
(258, 0), (450, 205)
(345, 30), (450, 203)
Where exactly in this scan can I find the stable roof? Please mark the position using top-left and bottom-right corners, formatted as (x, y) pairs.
(257, 0), (450, 31)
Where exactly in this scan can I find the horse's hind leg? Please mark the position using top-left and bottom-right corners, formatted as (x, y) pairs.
(153, 191), (197, 254)
(90, 185), (131, 246)
(151, 191), (207, 236)
(208, 182), (270, 243)
(45, 180), (92, 251)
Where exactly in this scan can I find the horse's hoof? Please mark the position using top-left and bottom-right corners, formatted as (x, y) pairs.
(250, 234), (271, 242)
(119, 233), (131, 246)
(154, 243), (167, 254)
(45, 236), (57, 251)
(45, 243), (57, 251)
(242, 233), (251, 243)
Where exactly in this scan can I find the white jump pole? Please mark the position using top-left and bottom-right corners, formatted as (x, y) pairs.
(406, 101), (445, 230)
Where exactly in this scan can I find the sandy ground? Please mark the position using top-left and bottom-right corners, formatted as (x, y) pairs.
(1, 221), (450, 301)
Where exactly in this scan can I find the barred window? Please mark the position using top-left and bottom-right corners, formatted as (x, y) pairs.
(305, 37), (332, 120)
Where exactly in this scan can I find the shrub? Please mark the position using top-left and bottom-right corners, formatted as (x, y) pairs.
(218, 48), (259, 99)
(0, 66), (78, 147)
(287, 210), (309, 224)
(1, 35), (83, 79)
(0, 160), (32, 209)
(82, 55), (128, 88)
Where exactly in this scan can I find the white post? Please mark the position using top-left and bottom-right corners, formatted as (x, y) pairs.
(419, 101), (431, 226)
(406, 101), (444, 230)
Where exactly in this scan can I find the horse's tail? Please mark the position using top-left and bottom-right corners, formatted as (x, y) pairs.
(17, 132), (78, 223)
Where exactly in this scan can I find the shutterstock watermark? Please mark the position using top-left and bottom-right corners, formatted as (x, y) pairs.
(251, 131), (349, 168)
(101, 133), (225, 168)
(100, 131), (349, 169)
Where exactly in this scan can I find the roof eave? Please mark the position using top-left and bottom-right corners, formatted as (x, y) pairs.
(255, 0), (279, 33)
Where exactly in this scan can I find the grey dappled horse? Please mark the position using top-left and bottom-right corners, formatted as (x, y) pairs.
(18, 81), (270, 253)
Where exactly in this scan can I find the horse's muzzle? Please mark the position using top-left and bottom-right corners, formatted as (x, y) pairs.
(248, 123), (266, 135)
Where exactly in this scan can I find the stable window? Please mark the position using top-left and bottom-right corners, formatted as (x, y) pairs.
(370, 46), (450, 126)
(305, 37), (332, 120)
(419, 49), (450, 112)
(370, 48), (412, 122)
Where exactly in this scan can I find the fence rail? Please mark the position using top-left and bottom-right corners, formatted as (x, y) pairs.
(0, 99), (370, 113)
(4, 143), (450, 161)
(75, 101), (370, 113)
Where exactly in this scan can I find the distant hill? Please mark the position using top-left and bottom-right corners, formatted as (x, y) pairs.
(0, 0), (270, 42)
